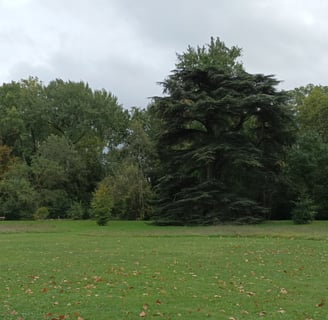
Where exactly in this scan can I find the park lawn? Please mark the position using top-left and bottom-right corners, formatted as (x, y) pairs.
(0, 221), (327, 320)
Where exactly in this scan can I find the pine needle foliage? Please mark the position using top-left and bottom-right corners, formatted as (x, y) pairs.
(152, 38), (294, 225)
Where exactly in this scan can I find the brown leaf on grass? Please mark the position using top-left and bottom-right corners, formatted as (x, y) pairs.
(139, 310), (146, 317)
(77, 317), (84, 320)
(280, 288), (288, 294)
(156, 299), (161, 305)
(143, 304), (149, 310)
(316, 298), (325, 307)
(259, 311), (266, 316)
(93, 276), (104, 283)
(41, 288), (48, 293)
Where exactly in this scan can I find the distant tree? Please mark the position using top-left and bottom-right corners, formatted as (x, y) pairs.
(0, 145), (16, 178)
(0, 162), (37, 220)
(284, 85), (328, 220)
(107, 160), (153, 220)
(91, 181), (114, 225)
(152, 37), (294, 224)
(0, 78), (130, 219)
(30, 135), (87, 217)
(295, 85), (328, 141)
(0, 77), (48, 161)
(286, 131), (328, 219)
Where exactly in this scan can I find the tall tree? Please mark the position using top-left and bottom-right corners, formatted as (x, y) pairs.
(0, 77), (48, 161)
(285, 85), (328, 220)
(152, 38), (294, 224)
(0, 78), (130, 219)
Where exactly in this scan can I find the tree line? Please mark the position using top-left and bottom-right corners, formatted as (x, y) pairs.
(0, 38), (326, 224)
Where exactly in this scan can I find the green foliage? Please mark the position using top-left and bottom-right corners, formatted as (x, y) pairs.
(67, 201), (85, 220)
(286, 131), (328, 219)
(175, 36), (243, 74)
(108, 161), (154, 220)
(295, 85), (328, 141)
(91, 181), (113, 225)
(152, 38), (294, 225)
(286, 85), (328, 220)
(0, 78), (129, 219)
(33, 206), (49, 220)
(0, 144), (16, 178)
(0, 163), (37, 219)
(291, 194), (317, 224)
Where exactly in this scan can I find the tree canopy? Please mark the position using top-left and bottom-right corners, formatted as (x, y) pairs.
(151, 38), (294, 224)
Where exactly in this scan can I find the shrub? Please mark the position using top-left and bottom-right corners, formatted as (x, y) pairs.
(33, 207), (49, 220)
(67, 201), (85, 220)
(291, 195), (317, 224)
(91, 181), (113, 226)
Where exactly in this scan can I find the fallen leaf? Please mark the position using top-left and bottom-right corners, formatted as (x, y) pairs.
(156, 299), (161, 305)
(280, 288), (288, 294)
(316, 298), (325, 307)
(139, 310), (146, 317)
(143, 304), (149, 310)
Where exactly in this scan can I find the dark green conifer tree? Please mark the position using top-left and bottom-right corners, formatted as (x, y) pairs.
(152, 38), (294, 224)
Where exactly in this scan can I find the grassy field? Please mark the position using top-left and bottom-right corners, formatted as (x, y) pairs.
(0, 220), (327, 320)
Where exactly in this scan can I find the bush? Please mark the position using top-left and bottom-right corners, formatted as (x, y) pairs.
(291, 195), (317, 224)
(91, 181), (113, 226)
(33, 207), (49, 220)
(67, 201), (85, 220)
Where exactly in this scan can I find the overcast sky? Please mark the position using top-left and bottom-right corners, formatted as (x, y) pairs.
(1, 0), (328, 108)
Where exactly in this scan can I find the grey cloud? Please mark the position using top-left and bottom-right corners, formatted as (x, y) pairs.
(2, 0), (328, 108)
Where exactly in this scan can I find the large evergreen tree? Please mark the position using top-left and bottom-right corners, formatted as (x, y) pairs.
(152, 38), (294, 225)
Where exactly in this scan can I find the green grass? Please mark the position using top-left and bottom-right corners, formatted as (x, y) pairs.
(1, 220), (328, 319)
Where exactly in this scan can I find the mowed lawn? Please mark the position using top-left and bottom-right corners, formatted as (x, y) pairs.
(0, 221), (328, 320)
